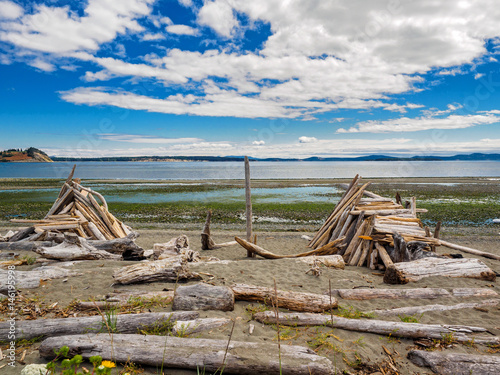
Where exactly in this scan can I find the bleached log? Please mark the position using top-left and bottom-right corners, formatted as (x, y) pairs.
(173, 283), (234, 311)
(371, 299), (500, 317)
(0, 241), (53, 251)
(438, 239), (500, 261)
(254, 311), (499, 344)
(297, 255), (345, 269)
(0, 311), (198, 341)
(408, 350), (500, 375)
(326, 287), (498, 300)
(113, 256), (201, 285)
(76, 291), (175, 310)
(34, 234), (121, 261)
(8, 226), (35, 242)
(350, 209), (413, 216)
(384, 258), (496, 284)
(87, 237), (144, 260)
(40, 334), (335, 375)
(0, 266), (81, 293)
(231, 284), (337, 313)
(172, 318), (231, 336)
(153, 235), (189, 259)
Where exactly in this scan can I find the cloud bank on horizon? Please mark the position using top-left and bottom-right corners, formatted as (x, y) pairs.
(1, 0), (500, 158)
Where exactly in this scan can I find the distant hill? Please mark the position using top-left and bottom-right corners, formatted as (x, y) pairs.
(0, 147), (53, 163)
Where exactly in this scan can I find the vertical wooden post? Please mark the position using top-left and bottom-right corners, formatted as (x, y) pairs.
(244, 156), (254, 257)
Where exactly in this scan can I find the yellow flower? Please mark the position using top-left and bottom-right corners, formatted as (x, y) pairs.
(101, 361), (116, 369)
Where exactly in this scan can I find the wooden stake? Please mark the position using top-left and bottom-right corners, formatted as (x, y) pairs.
(244, 156), (254, 258)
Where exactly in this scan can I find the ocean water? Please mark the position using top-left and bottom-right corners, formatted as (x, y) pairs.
(0, 160), (499, 179)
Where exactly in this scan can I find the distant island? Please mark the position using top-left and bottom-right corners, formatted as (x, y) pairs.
(0, 147), (53, 163)
(1, 148), (500, 163)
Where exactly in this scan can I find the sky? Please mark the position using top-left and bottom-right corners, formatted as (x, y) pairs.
(1, 0), (500, 159)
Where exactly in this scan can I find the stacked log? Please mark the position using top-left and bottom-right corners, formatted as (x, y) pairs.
(8, 165), (133, 242)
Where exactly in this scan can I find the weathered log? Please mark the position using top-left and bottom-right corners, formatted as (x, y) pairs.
(172, 317), (231, 336)
(297, 255), (345, 269)
(408, 350), (500, 375)
(76, 291), (175, 310)
(113, 256), (201, 285)
(40, 334), (334, 375)
(439, 239), (500, 261)
(254, 311), (499, 344)
(87, 237), (144, 259)
(0, 241), (53, 251)
(153, 235), (189, 259)
(8, 226), (35, 242)
(34, 233), (121, 261)
(173, 283), (234, 311)
(235, 236), (344, 259)
(384, 257), (496, 284)
(201, 211), (237, 250)
(231, 284), (337, 313)
(0, 266), (81, 293)
(326, 287), (498, 300)
(370, 299), (500, 317)
(0, 311), (198, 341)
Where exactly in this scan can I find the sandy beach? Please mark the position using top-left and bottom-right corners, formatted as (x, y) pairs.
(1, 222), (499, 374)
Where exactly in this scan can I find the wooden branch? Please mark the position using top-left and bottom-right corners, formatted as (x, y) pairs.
(201, 211), (237, 250)
(371, 299), (499, 317)
(384, 257), (496, 284)
(0, 311), (198, 341)
(244, 156), (253, 257)
(254, 311), (499, 344)
(231, 283), (337, 313)
(326, 287), (498, 300)
(408, 350), (500, 375)
(39, 334), (335, 375)
(439, 239), (500, 261)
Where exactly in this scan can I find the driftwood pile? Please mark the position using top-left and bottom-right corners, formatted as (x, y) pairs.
(7, 165), (133, 243)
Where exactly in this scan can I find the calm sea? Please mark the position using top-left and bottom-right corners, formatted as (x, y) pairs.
(0, 161), (499, 179)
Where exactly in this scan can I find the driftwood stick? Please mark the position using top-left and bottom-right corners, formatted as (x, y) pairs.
(408, 350), (500, 375)
(244, 156), (254, 257)
(254, 311), (499, 344)
(39, 334), (335, 375)
(326, 288), (498, 300)
(438, 239), (500, 261)
(201, 211), (237, 250)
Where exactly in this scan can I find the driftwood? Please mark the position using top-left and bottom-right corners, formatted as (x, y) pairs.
(0, 266), (81, 293)
(8, 226), (35, 242)
(172, 317), (231, 336)
(384, 257), (496, 284)
(153, 235), (189, 259)
(235, 236), (345, 259)
(76, 290), (175, 310)
(0, 241), (53, 251)
(173, 283), (234, 311)
(231, 284), (337, 313)
(254, 311), (500, 344)
(408, 350), (500, 375)
(371, 299), (500, 316)
(39, 334), (334, 375)
(244, 156), (254, 258)
(88, 237), (144, 260)
(0, 311), (198, 341)
(113, 256), (201, 285)
(201, 211), (237, 250)
(439, 239), (500, 261)
(34, 233), (121, 261)
(297, 255), (345, 269)
(326, 287), (498, 300)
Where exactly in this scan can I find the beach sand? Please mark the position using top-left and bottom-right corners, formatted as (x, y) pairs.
(1, 224), (499, 374)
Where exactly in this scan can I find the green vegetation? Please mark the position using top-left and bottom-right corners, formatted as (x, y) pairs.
(398, 314), (422, 323)
(333, 305), (375, 319)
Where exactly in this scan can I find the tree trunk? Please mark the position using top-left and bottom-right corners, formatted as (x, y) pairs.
(231, 284), (337, 313)
(8, 226), (35, 242)
(326, 287), (497, 300)
(201, 211), (237, 250)
(173, 283), (234, 311)
(0, 311), (198, 341)
(384, 257), (496, 284)
(113, 256), (201, 285)
(39, 334), (335, 375)
(254, 311), (499, 344)
(370, 299), (499, 317)
(408, 350), (500, 375)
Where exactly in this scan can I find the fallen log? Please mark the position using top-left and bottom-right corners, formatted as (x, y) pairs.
(172, 317), (231, 336)
(8, 226), (35, 242)
(39, 334), (335, 375)
(201, 211), (238, 250)
(408, 350), (500, 375)
(383, 257), (496, 284)
(88, 237), (144, 260)
(76, 291), (175, 310)
(235, 236), (344, 259)
(0, 266), (81, 294)
(370, 299), (500, 317)
(34, 233), (121, 261)
(173, 283), (234, 311)
(254, 311), (500, 344)
(231, 283), (337, 313)
(0, 241), (53, 251)
(113, 256), (202, 285)
(0, 311), (198, 341)
(326, 287), (498, 300)
(297, 255), (345, 269)
(439, 239), (500, 261)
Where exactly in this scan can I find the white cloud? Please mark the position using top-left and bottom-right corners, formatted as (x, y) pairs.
(252, 140), (265, 145)
(178, 0), (193, 7)
(338, 111), (500, 133)
(298, 136), (318, 143)
(98, 133), (204, 144)
(166, 24), (198, 36)
(474, 73), (485, 80)
(142, 33), (165, 41)
(0, 0), (154, 54)
(197, 0), (237, 37)
(0, 1), (23, 19)
(28, 58), (55, 72)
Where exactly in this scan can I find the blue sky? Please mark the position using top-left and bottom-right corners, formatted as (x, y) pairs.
(1, 0), (500, 158)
